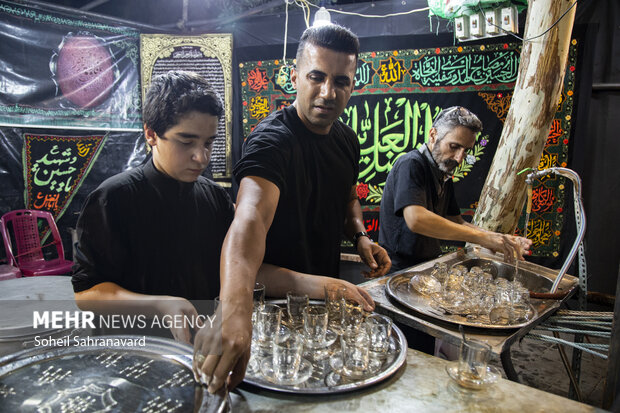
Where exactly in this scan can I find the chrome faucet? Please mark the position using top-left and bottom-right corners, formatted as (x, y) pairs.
(524, 167), (586, 293)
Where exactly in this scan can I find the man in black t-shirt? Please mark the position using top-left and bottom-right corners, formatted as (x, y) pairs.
(379, 106), (532, 272)
(195, 25), (391, 394)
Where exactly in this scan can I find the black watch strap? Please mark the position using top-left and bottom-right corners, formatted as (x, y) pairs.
(353, 231), (370, 248)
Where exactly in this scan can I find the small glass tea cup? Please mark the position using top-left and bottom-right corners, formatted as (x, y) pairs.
(364, 314), (393, 357)
(272, 333), (304, 382)
(457, 338), (491, 385)
(253, 282), (266, 305)
(256, 303), (282, 344)
(302, 305), (329, 345)
(340, 326), (370, 378)
(286, 290), (309, 329)
(324, 283), (347, 334)
(342, 300), (365, 332)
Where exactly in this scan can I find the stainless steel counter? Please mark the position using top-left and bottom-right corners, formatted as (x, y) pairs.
(232, 348), (602, 412)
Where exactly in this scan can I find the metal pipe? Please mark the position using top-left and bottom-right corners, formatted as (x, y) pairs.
(526, 167), (586, 293)
(550, 168), (586, 293)
(592, 83), (620, 91)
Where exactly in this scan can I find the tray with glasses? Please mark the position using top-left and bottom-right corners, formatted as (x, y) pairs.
(242, 285), (407, 394)
(385, 249), (580, 329)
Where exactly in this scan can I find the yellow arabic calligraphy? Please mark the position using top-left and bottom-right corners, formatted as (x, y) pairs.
(249, 96), (270, 120)
(76, 142), (94, 157)
(378, 57), (405, 85)
(527, 218), (553, 248)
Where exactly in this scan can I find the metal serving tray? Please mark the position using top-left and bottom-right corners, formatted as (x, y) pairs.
(385, 248), (578, 330)
(243, 302), (407, 394)
(0, 336), (213, 412)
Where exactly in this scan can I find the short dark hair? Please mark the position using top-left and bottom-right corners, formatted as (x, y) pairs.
(432, 106), (483, 141)
(142, 70), (223, 137)
(296, 24), (359, 64)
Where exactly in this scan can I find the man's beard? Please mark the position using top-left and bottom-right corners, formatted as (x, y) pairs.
(431, 144), (459, 175)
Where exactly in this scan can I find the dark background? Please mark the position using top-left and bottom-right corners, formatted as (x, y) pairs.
(1, 0), (618, 296)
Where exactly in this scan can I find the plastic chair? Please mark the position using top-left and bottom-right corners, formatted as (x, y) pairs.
(0, 210), (73, 277)
(0, 264), (21, 280)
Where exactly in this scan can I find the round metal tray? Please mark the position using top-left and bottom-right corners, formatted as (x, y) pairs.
(0, 335), (207, 412)
(243, 302), (407, 394)
(386, 272), (537, 329)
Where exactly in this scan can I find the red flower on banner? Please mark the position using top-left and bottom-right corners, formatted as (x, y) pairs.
(503, 43), (509, 49)
(356, 183), (369, 199)
(435, 48), (441, 54)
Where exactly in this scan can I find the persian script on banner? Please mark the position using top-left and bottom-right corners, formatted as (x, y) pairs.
(24, 134), (107, 222)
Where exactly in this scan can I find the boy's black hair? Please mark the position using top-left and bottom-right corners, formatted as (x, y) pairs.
(143, 70), (223, 137)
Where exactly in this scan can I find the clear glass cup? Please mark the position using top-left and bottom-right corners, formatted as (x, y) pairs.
(342, 300), (365, 332)
(302, 305), (329, 345)
(272, 333), (304, 382)
(253, 282), (266, 305)
(286, 290), (309, 329)
(341, 327), (370, 377)
(324, 283), (347, 334)
(457, 338), (491, 385)
(256, 303), (282, 343)
(364, 314), (393, 356)
(252, 283), (266, 330)
(510, 285), (531, 322)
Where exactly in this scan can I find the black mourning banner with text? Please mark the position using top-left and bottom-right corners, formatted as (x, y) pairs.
(24, 133), (107, 222)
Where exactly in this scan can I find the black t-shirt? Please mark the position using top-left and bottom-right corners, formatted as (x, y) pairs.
(378, 145), (460, 271)
(234, 104), (359, 277)
(72, 159), (234, 300)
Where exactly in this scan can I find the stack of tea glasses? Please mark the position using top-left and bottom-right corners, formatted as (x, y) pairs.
(247, 283), (396, 387)
(410, 262), (533, 324)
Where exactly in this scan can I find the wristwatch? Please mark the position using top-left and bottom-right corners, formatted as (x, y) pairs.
(353, 231), (371, 248)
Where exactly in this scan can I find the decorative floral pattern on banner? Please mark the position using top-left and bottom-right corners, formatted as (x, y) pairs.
(239, 41), (578, 257)
(23, 134), (107, 222)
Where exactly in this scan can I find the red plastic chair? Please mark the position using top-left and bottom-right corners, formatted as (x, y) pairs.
(0, 210), (73, 277)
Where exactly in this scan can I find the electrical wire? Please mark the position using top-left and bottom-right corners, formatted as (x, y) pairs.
(301, 0), (429, 19)
(282, 0), (290, 63)
(286, 0), (576, 44)
(477, 0), (578, 43)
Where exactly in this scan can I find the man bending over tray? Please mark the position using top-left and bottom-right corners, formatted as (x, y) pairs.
(379, 106), (532, 273)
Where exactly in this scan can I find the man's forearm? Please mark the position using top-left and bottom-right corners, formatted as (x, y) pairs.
(343, 196), (366, 241)
(219, 217), (265, 314)
(404, 205), (485, 245)
(75, 282), (176, 318)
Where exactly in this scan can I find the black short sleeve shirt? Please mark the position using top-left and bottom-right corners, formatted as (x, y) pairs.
(379, 145), (460, 271)
(234, 104), (360, 276)
(71, 159), (234, 300)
